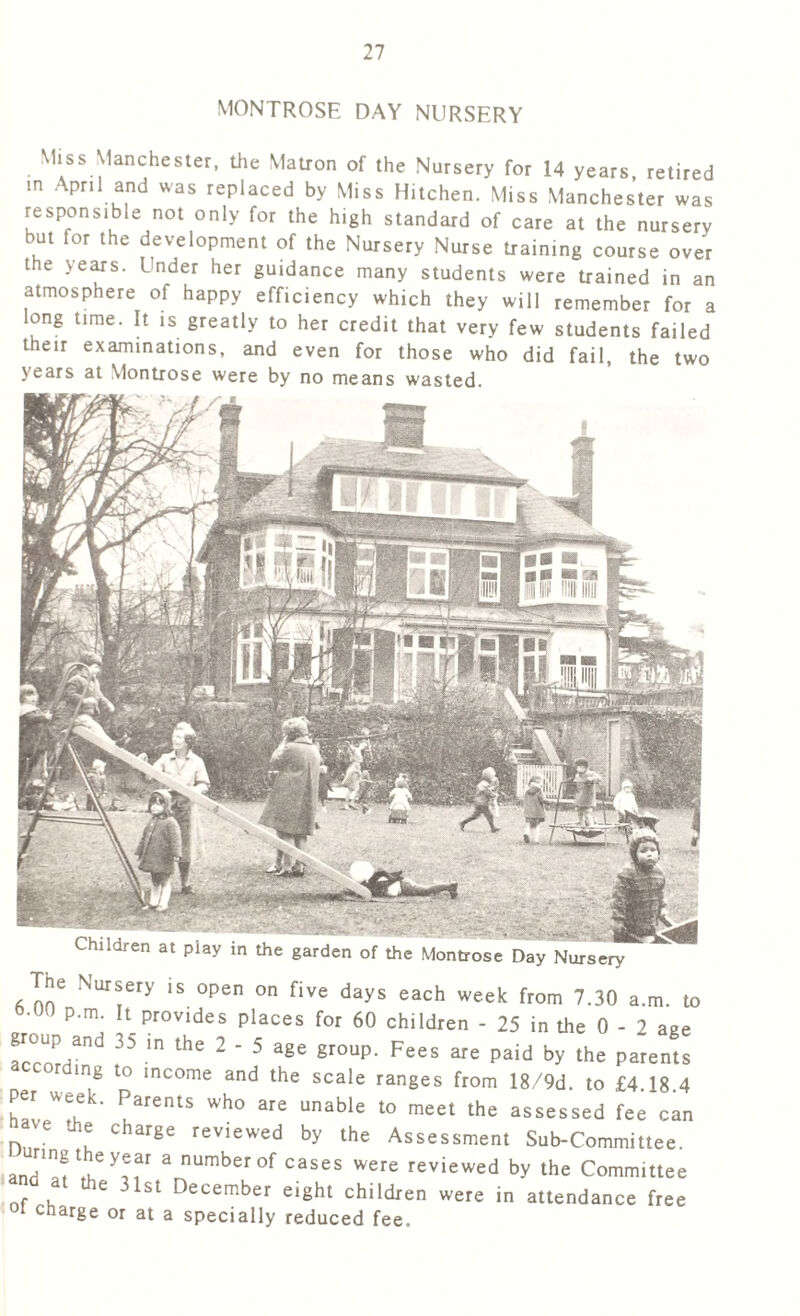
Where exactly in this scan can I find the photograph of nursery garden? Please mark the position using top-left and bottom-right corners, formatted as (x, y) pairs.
(18, 395), (703, 942)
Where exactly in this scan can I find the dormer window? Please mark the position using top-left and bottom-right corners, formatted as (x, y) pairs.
(332, 474), (516, 522)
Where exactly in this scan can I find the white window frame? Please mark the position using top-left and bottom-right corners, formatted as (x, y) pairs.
(560, 653), (578, 688)
(351, 631), (374, 701)
(519, 635), (548, 692)
(332, 473), (516, 524)
(520, 550), (553, 603)
(400, 631), (459, 690)
(580, 655), (598, 689)
(479, 552), (501, 602)
(478, 635), (499, 682)
(240, 528), (335, 594)
(236, 620), (268, 684)
(354, 542), (376, 597)
(236, 618), (329, 687)
(407, 547), (449, 600)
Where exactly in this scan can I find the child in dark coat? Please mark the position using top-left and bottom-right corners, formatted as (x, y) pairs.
(523, 774), (546, 844)
(136, 789), (182, 912)
(611, 828), (667, 943)
(573, 758), (602, 828)
(349, 862), (457, 899)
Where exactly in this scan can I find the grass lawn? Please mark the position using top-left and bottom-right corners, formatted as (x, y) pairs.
(17, 797), (699, 943)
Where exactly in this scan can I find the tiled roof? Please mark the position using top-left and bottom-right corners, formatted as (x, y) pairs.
(314, 436), (524, 483)
(233, 436), (628, 551)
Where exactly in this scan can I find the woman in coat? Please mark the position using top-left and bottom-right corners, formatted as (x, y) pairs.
(261, 717), (320, 877)
(151, 722), (210, 895)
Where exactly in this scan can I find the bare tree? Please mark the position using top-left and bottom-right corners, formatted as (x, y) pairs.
(21, 394), (217, 693)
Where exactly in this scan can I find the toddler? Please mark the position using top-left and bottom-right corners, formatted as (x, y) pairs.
(573, 758), (602, 828)
(388, 776), (413, 823)
(459, 767), (500, 833)
(135, 789), (182, 912)
(85, 758), (107, 811)
(523, 774), (546, 844)
(611, 827), (667, 943)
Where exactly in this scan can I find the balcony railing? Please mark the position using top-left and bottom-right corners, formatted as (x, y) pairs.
(479, 578), (499, 601)
(562, 577), (577, 598)
(582, 578), (598, 599)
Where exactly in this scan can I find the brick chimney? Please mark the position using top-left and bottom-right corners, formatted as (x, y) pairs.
(383, 403), (425, 449)
(571, 420), (594, 523)
(218, 397), (242, 523)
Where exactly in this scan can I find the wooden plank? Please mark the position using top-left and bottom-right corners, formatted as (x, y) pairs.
(72, 726), (371, 898)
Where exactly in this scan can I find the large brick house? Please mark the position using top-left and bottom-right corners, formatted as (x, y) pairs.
(200, 401), (629, 704)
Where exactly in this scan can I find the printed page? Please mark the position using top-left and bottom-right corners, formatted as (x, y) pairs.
(1, 4), (795, 1314)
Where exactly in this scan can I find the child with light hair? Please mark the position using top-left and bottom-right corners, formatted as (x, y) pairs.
(459, 767), (500, 833)
(388, 776), (413, 823)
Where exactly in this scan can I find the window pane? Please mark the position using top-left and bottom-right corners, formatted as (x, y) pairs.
(338, 475), (357, 508)
(418, 635), (435, 649)
(387, 480), (402, 512)
(294, 643), (312, 675)
(429, 568), (447, 596)
(408, 567), (426, 595)
(475, 486), (490, 517)
(450, 484), (463, 516)
(430, 482), (447, 514)
(563, 551), (578, 564)
(494, 487), (509, 518)
(405, 482), (420, 513)
(541, 552), (552, 565)
(359, 477), (378, 510)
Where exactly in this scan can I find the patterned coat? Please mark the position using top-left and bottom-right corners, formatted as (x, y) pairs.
(261, 737), (320, 837)
(611, 862), (666, 940)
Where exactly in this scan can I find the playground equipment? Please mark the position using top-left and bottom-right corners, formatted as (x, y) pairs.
(18, 698), (370, 900)
(548, 779), (627, 845)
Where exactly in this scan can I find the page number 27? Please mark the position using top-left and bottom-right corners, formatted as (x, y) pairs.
(363, 43), (384, 59)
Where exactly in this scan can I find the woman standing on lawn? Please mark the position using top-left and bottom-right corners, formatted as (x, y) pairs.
(151, 722), (210, 895)
(261, 717), (320, 877)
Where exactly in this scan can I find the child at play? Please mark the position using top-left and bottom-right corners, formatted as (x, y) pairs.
(85, 759), (107, 811)
(459, 767), (500, 833)
(135, 789), (182, 913)
(523, 774), (547, 843)
(19, 683), (51, 794)
(613, 778), (658, 831)
(610, 827), (667, 943)
(357, 768), (373, 815)
(573, 758), (602, 828)
(318, 762), (330, 811)
(388, 776), (413, 822)
(342, 759), (362, 810)
(612, 778), (640, 824)
(349, 861), (457, 899)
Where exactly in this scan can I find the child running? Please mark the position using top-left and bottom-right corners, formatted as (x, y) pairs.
(459, 767), (500, 833)
(611, 827), (667, 943)
(523, 773), (546, 844)
(342, 759), (362, 810)
(135, 789), (182, 913)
